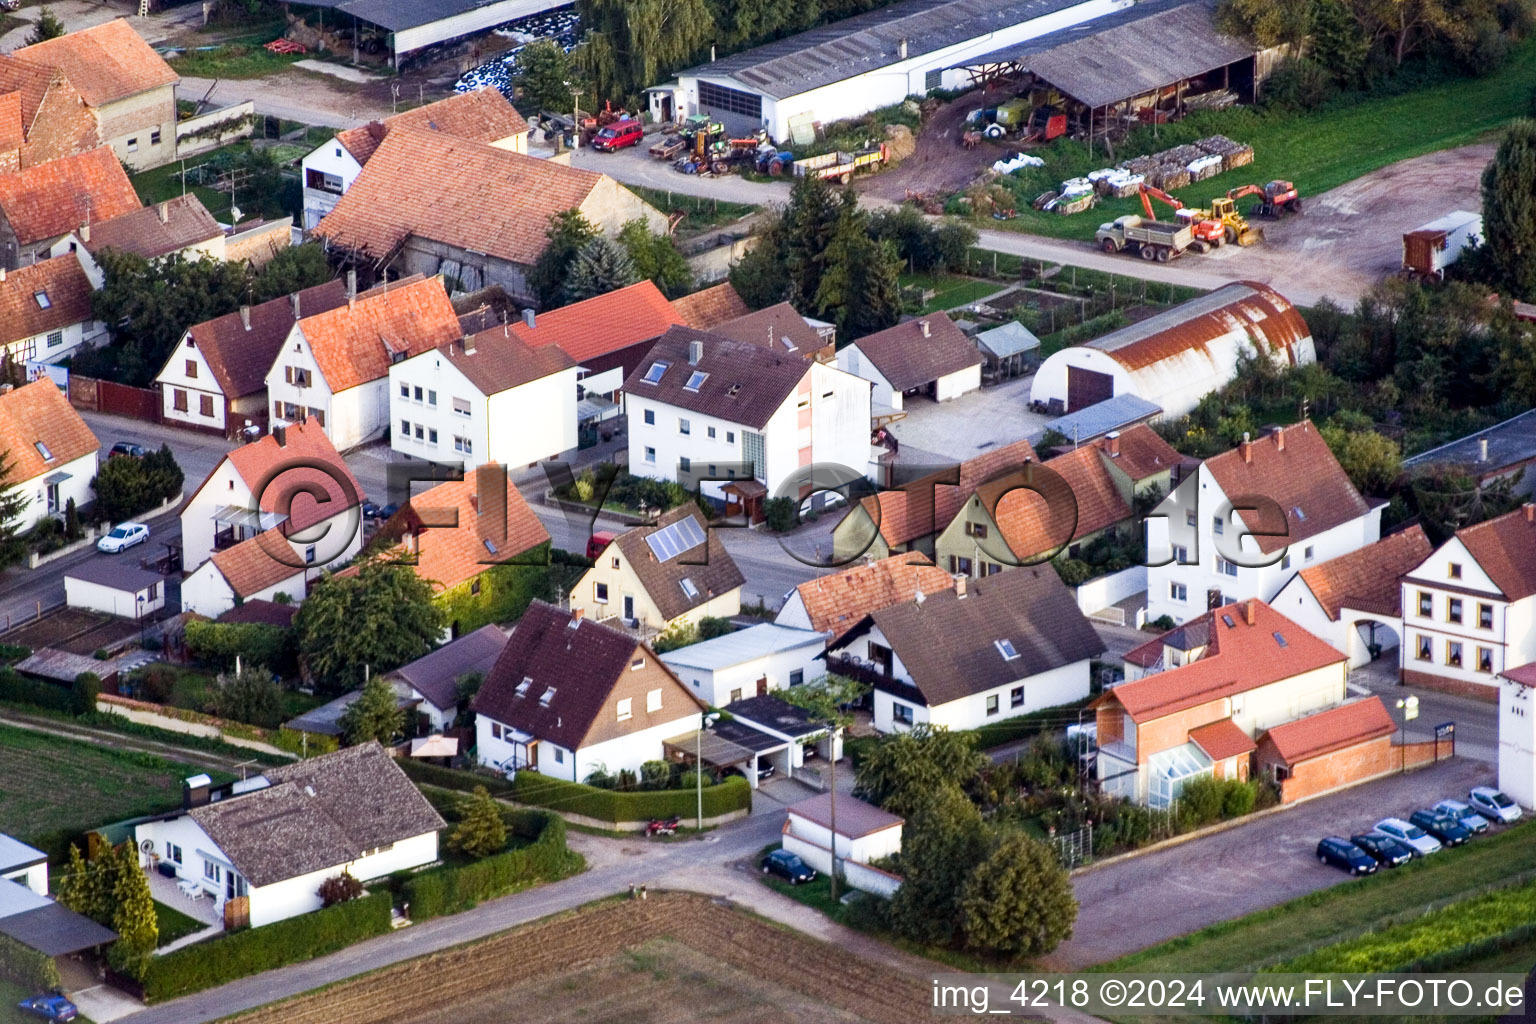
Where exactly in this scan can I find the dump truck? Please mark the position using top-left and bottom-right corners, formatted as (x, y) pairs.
(792, 143), (888, 183)
(1096, 215), (1193, 262)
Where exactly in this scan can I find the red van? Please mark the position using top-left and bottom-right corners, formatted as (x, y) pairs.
(586, 530), (618, 560)
(592, 119), (643, 152)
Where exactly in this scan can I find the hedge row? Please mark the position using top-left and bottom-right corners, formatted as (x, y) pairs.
(401, 807), (581, 920)
(183, 619), (294, 672)
(140, 890), (392, 1002)
(77, 711), (293, 766)
(397, 758), (516, 798)
(0, 669), (75, 713)
(0, 930), (60, 991)
(510, 771), (751, 822)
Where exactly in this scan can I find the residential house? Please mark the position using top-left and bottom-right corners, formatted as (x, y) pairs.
(264, 274), (463, 450)
(775, 550), (957, 643)
(0, 833), (115, 966)
(670, 281), (751, 329)
(14, 19), (178, 170)
(472, 600), (706, 779)
(389, 320), (578, 469)
(782, 793), (903, 898)
(301, 87), (530, 231)
(1145, 422), (1383, 626)
(1402, 408), (1536, 499)
(624, 327), (872, 520)
(311, 129), (665, 303)
(1400, 503), (1536, 698)
(1270, 525), (1433, 669)
(1096, 599), (1348, 806)
(827, 566), (1105, 733)
(133, 744), (444, 928)
(0, 834), (46, 896)
(713, 301), (835, 362)
(282, 679), (423, 741)
(1253, 696), (1400, 803)
(0, 55), (100, 172)
(0, 379), (97, 531)
(359, 464), (551, 637)
(835, 313), (982, 411)
(0, 249), (102, 362)
(571, 505), (744, 634)
(830, 439), (1039, 563)
(0, 145), (140, 268)
(728, 693), (842, 776)
(1498, 663), (1536, 809)
(75, 194), (224, 265)
(179, 421), (363, 579)
(659, 622), (828, 706)
(388, 623), (508, 732)
(155, 279), (351, 436)
(64, 562), (164, 618)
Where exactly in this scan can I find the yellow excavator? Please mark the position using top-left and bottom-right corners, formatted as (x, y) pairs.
(1194, 194), (1263, 247)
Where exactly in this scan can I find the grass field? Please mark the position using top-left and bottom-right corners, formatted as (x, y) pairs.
(898, 272), (1001, 313)
(978, 41), (1536, 241)
(0, 723), (227, 845)
(1099, 819), (1536, 973)
(168, 44), (304, 80)
(627, 185), (758, 234)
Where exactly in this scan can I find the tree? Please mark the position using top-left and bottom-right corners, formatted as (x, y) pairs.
(619, 219), (693, 298)
(887, 787), (989, 946)
(109, 843), (158, 962)
(92, 445), (184, 523)
(339, 675), (407, 746)
(55, 845), (108, 922)
(514, 38), (578, 113)
(0, 447), (32, 569)
(296, 558), (443, 692)
(1319, 422), (1402, 495)
(25, 7), (65, 45)
(574, 0), (716, 103)
(782, 178), (853, 308)
(1481, 119), (1536, 300)
(563, 235), (638, 304)
(72, 671), (100, 716)
(959, 834), (1077, 958)
(729, 229), (792, 309)
(64, 497), (81, 540)
(250, 243), (331, 303)
(527, 210), (599, 309)
(852, 723), (989, 817)
(813, 217), (903, 339)
(449, 786), (509, 857)
(204, 663), (283, 727)
(1215, 0), (1312, 48)
(317, 871), (365, 906)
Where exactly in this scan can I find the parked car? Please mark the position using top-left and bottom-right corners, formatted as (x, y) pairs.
(109, 441), (146, 459)
(1316, 837), (1377, 875)
(591, 118), (643, 152)
(1350, 831), (1414, 868)
(1469, 786), (1523, 824)
(761, 849), (816, 884)
(1374, 817), (1442, 856)
(728, 762), (776, 782)
(376, 503), (400, 521)
(17, 993), (76, 1022)
(1410, 808), (1471, 847)
(586, 530), (618, 560)
(97, 521), (149, 553)
(1433, 798), (1490, 834)
(361, 501), (381, 520)
(0, 1), (20, 11)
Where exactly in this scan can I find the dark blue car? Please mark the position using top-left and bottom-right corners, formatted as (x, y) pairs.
(1316, 836), (1378, 875)
(1410, 809), (1472, 847)
(1350, 831), (1414, 868)
(17, 994), (77, 1022)
(761, 849), (817, 885)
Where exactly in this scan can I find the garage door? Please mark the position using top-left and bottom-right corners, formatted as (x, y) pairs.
(1066, 366), (1114, 412)
(698, 80), (763, 136)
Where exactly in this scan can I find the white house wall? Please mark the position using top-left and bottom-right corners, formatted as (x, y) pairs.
(934, 364), (982, 402)
(575, 712), (702, 782)
(663, 639), (827, 707)
(925, 658), (1091, 731)
(64, 577), (163, 618)
(3, 318), (95, 365)
(1500, 677), (1536, 809)
(158, 332), (230, 432)
(836, 345), (898, 410)
(1400, 536), (1519, 692)
(7, 450), (95, 534)
(301, 142), (363, 232)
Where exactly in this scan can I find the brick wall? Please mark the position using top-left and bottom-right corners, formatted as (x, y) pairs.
(1401, 668), (1499, 703)
(1260, 736), (1447, 804)
(225, 218), (291, 269)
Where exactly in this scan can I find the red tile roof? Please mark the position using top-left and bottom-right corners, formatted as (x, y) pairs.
(441, 324), (576, 395)
(207, 421), (361, 534)
(712, 302), (829, 360)
(209, 529), (306, 599)
(671, 282), (751, 328)
(0, 378), (97, 481)
(313, 130), (608, 267)
(1502, 663), (1536, 688)
(1095, 599), (1345, 723)
(1204, 421), (1372, 555)
(1296, 525), (1432, 620)
(1188, 717), (1256, 761)
(857, 438), (1040, 548)
(0, 145), (139, 245)
(336, 88), (529, 166)
(1095, 423), (1182, 482)
(1260, 697), (1396, 764)
(989, 445), (1131, 560)
(1454, 504), (1536, 601)
(15, 19), (177, 106)
(180, 279), (350, 400)
(791, 552), (957, 638)
(0, 250), (93, 345)
(297, 275), (461, 393)
(510, 280), (684, 364)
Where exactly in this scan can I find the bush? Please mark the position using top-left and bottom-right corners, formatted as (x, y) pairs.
(0, 930), (60, 991)
(396, 758), (517, 797)
(317, 871), (364, 907)
(140, 890), (392, 1002)
(0, 668), (74, 713)
(184, 619), (294, 674)
(72, 671), (100, 715)
(510, 771), (751, 822)
(401, 809), (581, 920)
(1263, 57), (1339, 111)
(1177, 776), (1258, 829)
(763, 496), (797, 532)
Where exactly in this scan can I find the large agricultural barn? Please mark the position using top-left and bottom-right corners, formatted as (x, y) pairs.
(288, 0), (565, 68)
(1029, 282), (1314, 419)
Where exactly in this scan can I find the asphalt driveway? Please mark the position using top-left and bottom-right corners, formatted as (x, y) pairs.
(1046, 757), (1494, 969)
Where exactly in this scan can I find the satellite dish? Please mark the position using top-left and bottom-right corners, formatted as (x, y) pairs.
(139, 839), (155, 854)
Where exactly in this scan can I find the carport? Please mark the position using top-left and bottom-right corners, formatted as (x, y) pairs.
(290, 0), (566, 69)
(664, 720), (788, 788)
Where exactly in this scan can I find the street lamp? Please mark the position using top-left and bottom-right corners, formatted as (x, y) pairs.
(1396, 695), (1419, 773)
(696, 711), (720, 831)
(136, 594), (145, 645)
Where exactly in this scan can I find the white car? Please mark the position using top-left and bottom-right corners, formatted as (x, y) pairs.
(97, 522), (149, 553)
(1433, 798), (1490, 834)
(1469, 786), (1524, 824)
(1374, 817), (1442, 857)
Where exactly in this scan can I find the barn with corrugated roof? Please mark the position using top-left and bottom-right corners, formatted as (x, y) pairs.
(1028, 281), (1312, 418)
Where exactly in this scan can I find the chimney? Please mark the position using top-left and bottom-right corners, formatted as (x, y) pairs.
(291, 292), (301, 319)
(571, 607), (584, 622)
(1479, 437), (1489, 463)
(463, 332), (476, 356)
(689, 339), (703, 366)
(469, 493), (479, 513)
(919, 319), (930, 338)
(1104, 430), (1120, 458)
(914, 588), (925, 607)
(522, 308), (536, 330)
(898, 38), (908, 58)
(346, 269), (357, 308)
(953, 574), (967, 598)
(182, 774), (212, 810)
(272, 424), (287, 447)
(79, 222), (90, 243)
(1273, 425), (1286, 452)
(0, 267), (6, 282)
(1525, 503), (1534, 523)
(1240, 431), (1252, 464)
(157, 201), (169, 224)
(239, 305), (251, 331)
(403, 530), (418, 555)
(1244, 598), (1257, 626)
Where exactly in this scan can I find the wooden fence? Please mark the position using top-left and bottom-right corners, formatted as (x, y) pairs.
(68, 375), (160, 421)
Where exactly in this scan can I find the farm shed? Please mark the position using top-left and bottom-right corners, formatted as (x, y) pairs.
(949, 0), (1270, 134)
(1029, 282), (1313, 418)
(1402, 408), (1536, 498)
(975, 321), (1041, 380)
(657, 0), (1128, 141)
(64, 563), (166, 619)
(291, 0), (567, 68)
(835, 313), (982, 410)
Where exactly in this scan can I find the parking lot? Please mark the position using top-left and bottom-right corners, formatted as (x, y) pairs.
(1046, 757), (1495, 969)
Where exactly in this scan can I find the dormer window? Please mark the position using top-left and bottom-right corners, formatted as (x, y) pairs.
(631, 656), (645, 671)
(994, 638), (1019, 661)
(514, 677), (532, 697)
(33, 291), (49, 309)
(642, 361), (669, 384)
(726, 383), (742, 397)
(33, 441), (51, 461)
(684, 370), (708, 392)
(1292, 505), (1306, 522)
(1221, 614), (1236, 628)
(483, 538), (498, 555)
(539, 686), (556, 707)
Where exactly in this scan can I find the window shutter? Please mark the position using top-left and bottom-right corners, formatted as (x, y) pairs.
(284, 366), (293, 384)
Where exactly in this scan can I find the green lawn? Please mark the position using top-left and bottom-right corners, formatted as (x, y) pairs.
(626, 185), (758, 234)
(1099, 820), (1536, 973)
(0, 978), (95, 1024)
(143, 664), (322, 722)
(898, 272), (1001, 314)
(168, 44), (304, 80)
(977, 41), (1536, 241)
(0, 723), (230, 848)
(154, 899), (207, 946)
(130, 157), (236, 221)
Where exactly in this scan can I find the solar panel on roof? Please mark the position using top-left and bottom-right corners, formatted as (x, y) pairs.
(646, 516), (707, 562)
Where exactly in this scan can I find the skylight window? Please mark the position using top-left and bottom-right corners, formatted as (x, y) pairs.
(995, 638), (1020, 661)
(514, 677), (532, 697)
(642, 361), (669, 384)
(680, 577), (699, 599)
(1221, 614), (1236, 628)
(483, 538), (498, 555)
(33, 441), (51, 461)
(726, 383), (742, 397)
(33, 291), (49, 309)
(1273, 632), (1288, 647)
(684, 370), (708, 392)
(539, 686), (557, 707)
(1292, 505), (1306, 522)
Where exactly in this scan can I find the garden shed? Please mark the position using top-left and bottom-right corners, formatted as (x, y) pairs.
(64, 563), (166, 620)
